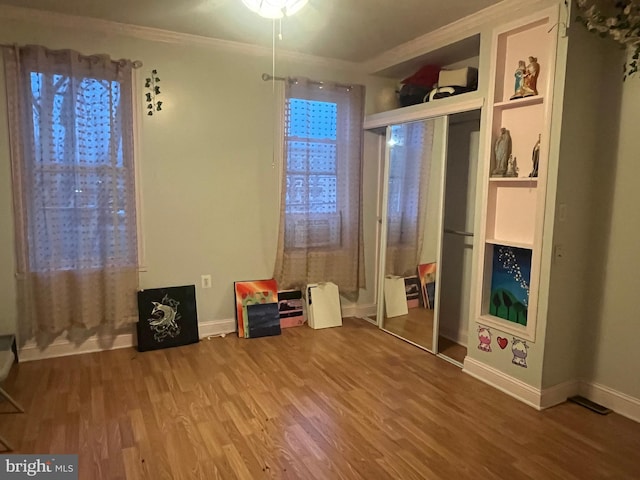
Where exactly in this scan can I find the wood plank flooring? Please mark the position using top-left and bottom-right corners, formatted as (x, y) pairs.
(1, 318), (639, 479)
(437, 336), (467, 364)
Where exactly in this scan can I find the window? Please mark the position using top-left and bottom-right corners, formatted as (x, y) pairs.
(273, 78), (365, 296)
(3, 45), (140, 334)
(286, 99), (337, 214)
(284, 96), (345, 249)
(28, 71), (136, 271)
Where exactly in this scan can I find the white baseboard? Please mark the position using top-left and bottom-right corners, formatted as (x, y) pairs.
(540, 380), (580, 409)
(463, 357), (543, 410)
(197, 318), (237, 339)
(463, 357), (640, 423)
(18, 318), (237, 363)
(580, 381), (640, 423)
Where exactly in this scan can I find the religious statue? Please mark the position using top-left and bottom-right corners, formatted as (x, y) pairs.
(492, 127), (512, 176)
(509, 56), (539, 99)
(522, 56), (539, 97)
(505, 155), (519, 177)
(510, 60), (526, 100)
(529, 134), (541, 177)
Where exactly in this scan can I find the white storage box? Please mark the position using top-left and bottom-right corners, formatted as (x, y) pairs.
(306, 282), (342, 329)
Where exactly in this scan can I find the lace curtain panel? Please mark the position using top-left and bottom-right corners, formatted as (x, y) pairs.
(385, 119), (434, 277)
(3, 45), (139, 339)
(273, 78), (365, 300)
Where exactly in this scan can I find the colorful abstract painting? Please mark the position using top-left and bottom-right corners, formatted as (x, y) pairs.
(417, 263), (437, 309)
(136, 285), (199, 352)
(489, 246), (531, 325)
(278, 290), (305, 328)
(234, 279), (278, 338)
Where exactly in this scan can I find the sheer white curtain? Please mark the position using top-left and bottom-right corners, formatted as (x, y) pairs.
(273, 78), (365, 300)
(385, 119), (435, 276)
(3, 45), (139, 340)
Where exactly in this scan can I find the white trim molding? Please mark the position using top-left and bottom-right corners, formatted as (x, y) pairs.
(464, 358), (640, 423)
(463, 356), (544, 409)
(580, 381), (640, 424)
(363, 0), (557, 75)
(539, 380), (580, 410)
(0, 5), (362, 73)
(18, 318), (236, 363)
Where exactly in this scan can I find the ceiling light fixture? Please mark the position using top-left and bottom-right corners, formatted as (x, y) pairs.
(242, 0), (309, 19)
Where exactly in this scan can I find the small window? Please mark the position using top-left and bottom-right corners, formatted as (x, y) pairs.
(284, 98), (343, 248)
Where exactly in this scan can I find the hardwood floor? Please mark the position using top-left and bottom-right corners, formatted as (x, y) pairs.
(437, 336), (467, 364)
(1, 318), (639, 479)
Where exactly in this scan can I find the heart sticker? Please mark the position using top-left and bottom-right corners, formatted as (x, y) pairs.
(497, 337), (508, 350)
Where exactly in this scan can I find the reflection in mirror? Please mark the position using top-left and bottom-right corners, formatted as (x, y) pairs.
(382, 118), (443, 351)
(437, 110), (481, 365)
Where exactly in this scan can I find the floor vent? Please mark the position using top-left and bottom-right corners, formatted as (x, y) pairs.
(568, 395), (612, 415)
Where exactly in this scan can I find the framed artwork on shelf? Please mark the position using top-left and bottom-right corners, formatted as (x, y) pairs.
(489, 245), (531, 325)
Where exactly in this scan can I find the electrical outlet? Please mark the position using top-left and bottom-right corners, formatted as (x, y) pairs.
(201, 274), (212, 289)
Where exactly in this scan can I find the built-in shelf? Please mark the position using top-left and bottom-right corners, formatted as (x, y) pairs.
(477, 314), (530, 339)
(485, 238), (533, 249)
(489, 177), (538, 183)
(364, 92), (484, 130)
(493, 95), (544, 110)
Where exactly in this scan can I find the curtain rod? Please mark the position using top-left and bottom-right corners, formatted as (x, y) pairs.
(261, 73), (353, 90)
(0, 43), (143, 68)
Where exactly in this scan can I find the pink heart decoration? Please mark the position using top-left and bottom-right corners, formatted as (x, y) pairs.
(497, 337), (508, 350)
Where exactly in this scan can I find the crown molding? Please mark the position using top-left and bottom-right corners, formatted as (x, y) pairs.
(362, 0), (558, 75)
(0, 4), (363, 73)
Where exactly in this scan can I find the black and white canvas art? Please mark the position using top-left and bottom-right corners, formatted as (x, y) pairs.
(136, 285), (199, 352)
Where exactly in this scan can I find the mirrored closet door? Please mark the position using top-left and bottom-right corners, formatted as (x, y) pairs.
(378, 117), (446, 352)
(376, 110), (480, 363)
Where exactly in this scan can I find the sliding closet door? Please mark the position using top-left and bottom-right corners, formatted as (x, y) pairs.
(437, 111), (481, 364)
(377, 117), (448, 352)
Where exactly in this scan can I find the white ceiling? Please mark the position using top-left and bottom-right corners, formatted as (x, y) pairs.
(0, 0), (502, 63)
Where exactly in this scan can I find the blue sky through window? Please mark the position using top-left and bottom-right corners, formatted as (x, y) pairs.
(285, 98), (338, 214)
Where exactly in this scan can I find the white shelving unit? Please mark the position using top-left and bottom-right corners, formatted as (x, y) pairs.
(473, 7), (559, 341)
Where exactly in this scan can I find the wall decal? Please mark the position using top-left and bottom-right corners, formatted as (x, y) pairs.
(477, 326), (492, 352)
(511, 337), (529, 368)
(497, 336), (508, 349)
(145, 69), (163, 116)
(137, 285), (199, 352)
